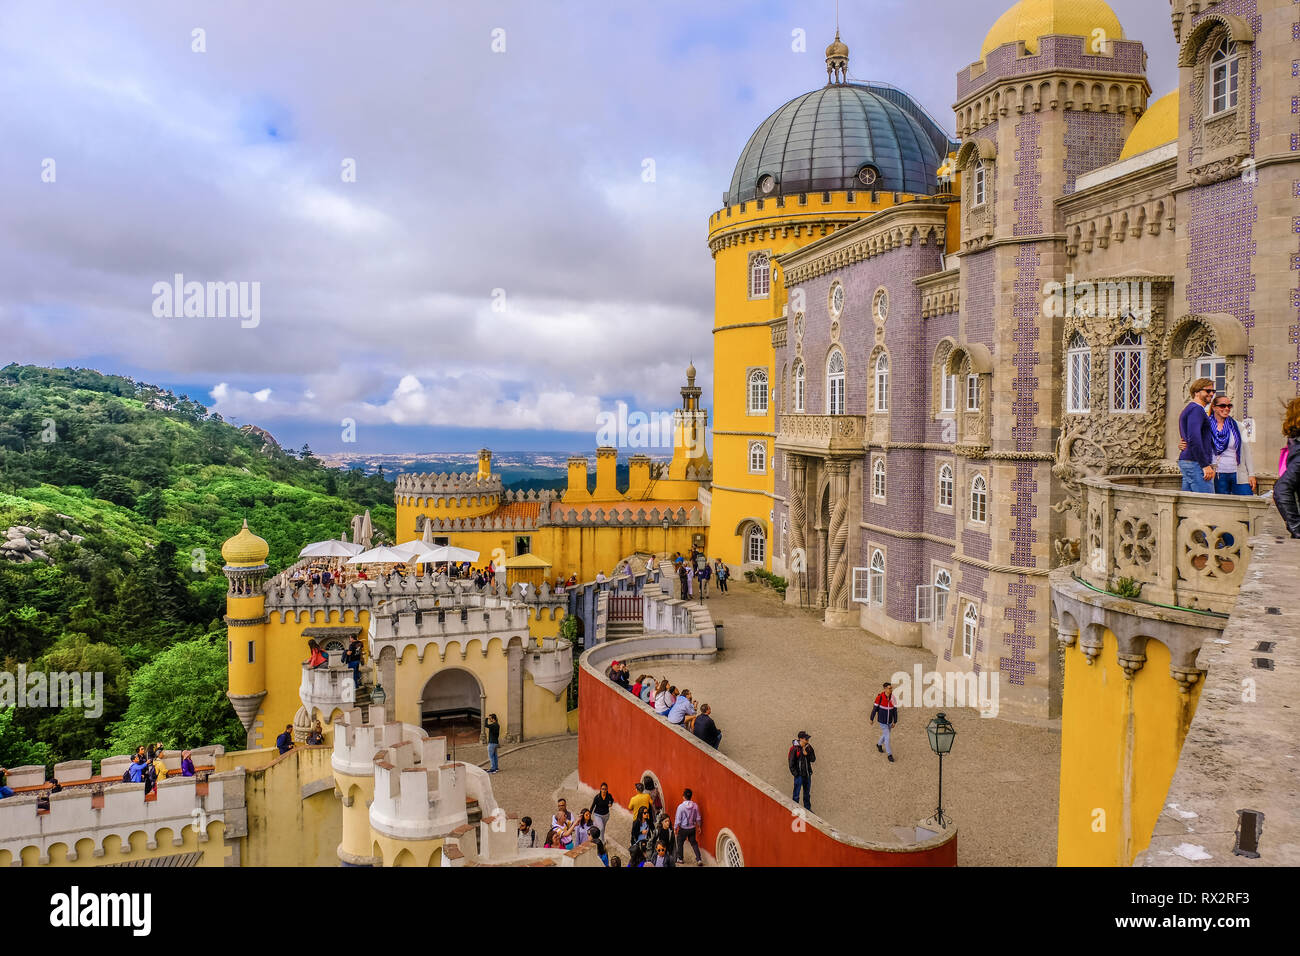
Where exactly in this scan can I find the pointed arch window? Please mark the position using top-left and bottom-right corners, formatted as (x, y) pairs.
(872, 458), (886, 500)
(962, 602), (979, 658)
(970, 474), (988, 524)
(793, 362), (805, 412)
(748, 441), (767, 474)
(747, 368), (769, 415)
(827, 350), (846, 415)
(747, 525), (766, 564)
(749, 251), (771, 298)
(874, 353), (890, 413)
(869, 549), (885, 606)
(934, 569), (951, 627)
(1210, 39), (1240, 115)
(938, 463), (954, 509)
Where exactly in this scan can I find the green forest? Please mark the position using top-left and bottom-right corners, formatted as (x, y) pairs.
(0, 364), (395, 772)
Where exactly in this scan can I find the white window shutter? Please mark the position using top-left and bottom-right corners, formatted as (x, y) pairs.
(915, 584), (934, 622)
(852, 567), (870, 604)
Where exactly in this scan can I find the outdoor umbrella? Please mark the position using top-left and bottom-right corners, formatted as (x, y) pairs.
(299, 539), (365, 558)
(412, 545), (481, 564)
(346, 546), (412, 565)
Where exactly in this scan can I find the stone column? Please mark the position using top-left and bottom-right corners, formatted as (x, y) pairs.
(507, 641), (524, 743)
(788, 456), (807, 603)
(826, 461), (851, 610)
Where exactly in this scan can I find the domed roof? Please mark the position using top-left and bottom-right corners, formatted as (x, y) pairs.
(1119, 90), (1178, 160)
(825, 32), (849, 58)
(726, 82), (955, 206)
(981, 0), (1124, 59)
(222, 518), (269, 567)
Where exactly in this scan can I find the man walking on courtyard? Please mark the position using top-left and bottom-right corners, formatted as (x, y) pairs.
(788, 731), (815, 811)
(870, 682), (898, 762)
(1178, 378), (1217, 493)
(485, 712), (500, 773)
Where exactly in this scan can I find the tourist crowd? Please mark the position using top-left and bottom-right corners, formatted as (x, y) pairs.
(604, 660), (721, 749)
(671, 548), (729, 600)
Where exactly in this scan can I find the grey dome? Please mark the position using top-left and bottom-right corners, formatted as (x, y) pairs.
(727, 82), (956, 206)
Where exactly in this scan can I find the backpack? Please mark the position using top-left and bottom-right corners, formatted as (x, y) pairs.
(122, 768), (132, 782)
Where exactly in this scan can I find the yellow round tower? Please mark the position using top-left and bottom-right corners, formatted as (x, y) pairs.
(708, 33), (956, 566)
(223, 519), (270, 749)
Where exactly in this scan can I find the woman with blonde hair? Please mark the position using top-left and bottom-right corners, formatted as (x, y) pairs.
(1275, 397), (1300, 537)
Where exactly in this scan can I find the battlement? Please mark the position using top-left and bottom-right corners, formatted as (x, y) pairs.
(958, 33), (1148, 103)
(547, 505), (707, 527)
(0, 768), (236, 865)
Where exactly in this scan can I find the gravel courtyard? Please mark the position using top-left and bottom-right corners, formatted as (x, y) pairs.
(656, 580), (1061, 867)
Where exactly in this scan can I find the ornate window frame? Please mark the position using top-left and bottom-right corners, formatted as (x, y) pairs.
(932, 565), (952, 631)
(748, 251), (771, 300)
(1179, 15), (1255, 186)
(871, 455), (886, 503)
(969, 472), (988, 526)
(746, 367), (769, 416)
(748, 440), (767, 475)
(792, 361), (806, 412)
(874, 352), (890, 413)
(868, 547), (885, 607)
(828, 280), (845, 321)
(1066, 331), (1092, 414)
(961, 601), (979, 658)
(1109, 331), (1147, 414)
(826, 348), (846, 416)
(936, 459), (955, 513)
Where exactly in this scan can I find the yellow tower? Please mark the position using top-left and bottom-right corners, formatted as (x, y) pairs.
(708, 33), (956, 566)
(222, 519), (271, 750)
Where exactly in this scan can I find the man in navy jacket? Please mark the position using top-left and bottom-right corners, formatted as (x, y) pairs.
(1178, 378), (1217, 493)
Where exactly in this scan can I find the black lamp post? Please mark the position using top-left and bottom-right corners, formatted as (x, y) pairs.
(925, 712), (956, 828)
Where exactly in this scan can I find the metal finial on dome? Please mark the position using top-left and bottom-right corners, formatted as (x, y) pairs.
(825, 30), (849, 85)
(687, 360), (697, 385)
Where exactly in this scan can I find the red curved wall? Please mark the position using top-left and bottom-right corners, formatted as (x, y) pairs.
(579, 668), (957, 867)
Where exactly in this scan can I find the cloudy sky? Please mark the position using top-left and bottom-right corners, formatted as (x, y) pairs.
(0, 0), (1177, 455)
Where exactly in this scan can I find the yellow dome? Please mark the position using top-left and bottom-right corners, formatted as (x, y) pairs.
(981, 0), (1124, 59)
(222, 519), (269, 567)
(1119, 90), (1179, 159)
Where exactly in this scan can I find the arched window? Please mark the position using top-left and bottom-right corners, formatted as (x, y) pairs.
(974, 161), (987, 205)
(869, 549), (885, 606)
(941, 369), (957, 413)
(872, 458), (886, 500)
(1066, 331), (1091, 413)
(1110, 331), (1146, 413)
(793, 362), (805, 412)
(748, 441), (767, 474)
(874, 353), (890, 413)
(747, 368), (769, 415)
(749, 252), (771, 298)
(938, 463), (954, 509)
(970, 474), (988, 523)
(1210, 38), (1240, 114)
(779, 364), (787, 414)
(934, 569), (951, 626)
(966, 374), (980, 411)
(827, 350), (846, 415)
(962, 602), (979, 658)
(746, 525), (766, 564)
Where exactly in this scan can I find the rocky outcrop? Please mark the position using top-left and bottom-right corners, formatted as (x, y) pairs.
(239, 424), (281, 454)
(1, 526), (82, 565)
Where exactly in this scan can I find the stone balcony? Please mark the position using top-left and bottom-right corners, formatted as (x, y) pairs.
(775, 414), (868, 458)
(300, 653), (372, 718)
(1076, 474), (1272, 615)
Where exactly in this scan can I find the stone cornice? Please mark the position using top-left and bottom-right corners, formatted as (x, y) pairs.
(1058, 156), (1177, 216)
(708, 215), (860, 256)
(777, 203), (950, 285)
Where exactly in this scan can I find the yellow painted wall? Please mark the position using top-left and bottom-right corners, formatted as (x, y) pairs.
(245, 607), (371, 750)
(333, 772), (376, 865)
(2, 821), (229, 868)
(385, 519), (700, 586)
(374, 833), (444, 867)
(237, 745), (341, 867)
(1057, 633), (1202, 866)
(708, 190), (922, 565)
(226, 593), (266, 697)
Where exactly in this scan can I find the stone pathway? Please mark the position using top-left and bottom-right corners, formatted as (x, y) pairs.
(656, 580), (1061, 867)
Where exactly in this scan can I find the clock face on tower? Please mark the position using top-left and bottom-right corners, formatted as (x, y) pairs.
(857, 164), (879, 187)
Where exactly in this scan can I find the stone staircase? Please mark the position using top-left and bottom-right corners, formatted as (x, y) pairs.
(605, 619), (644, 641)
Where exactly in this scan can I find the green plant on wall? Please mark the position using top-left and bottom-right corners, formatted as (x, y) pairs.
(1113, 577), (1143, 600)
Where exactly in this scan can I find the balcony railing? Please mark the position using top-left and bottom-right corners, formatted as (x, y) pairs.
(1077, 474), (1272, 614)
(775, 414), (869, 457)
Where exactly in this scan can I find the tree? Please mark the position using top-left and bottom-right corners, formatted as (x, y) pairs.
(0, 706), (55, 769)
(107, 635), (244, 752)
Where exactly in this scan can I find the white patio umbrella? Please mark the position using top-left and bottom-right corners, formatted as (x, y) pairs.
(390, 540), (433, 560)
(346, 546), (414, 565)
(412, 545), (481, 564)
(299, 539), (365, 558)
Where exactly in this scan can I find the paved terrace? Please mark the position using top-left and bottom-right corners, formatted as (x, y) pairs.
(654, 581), (1060, 867)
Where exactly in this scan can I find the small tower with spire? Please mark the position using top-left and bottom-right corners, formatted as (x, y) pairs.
(668, 362), (711, 480)
(222, 518), (270, 749)
(825, 30), (849, 85)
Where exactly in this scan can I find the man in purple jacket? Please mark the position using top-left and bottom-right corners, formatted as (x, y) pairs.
(1179, 378), (1217, 493)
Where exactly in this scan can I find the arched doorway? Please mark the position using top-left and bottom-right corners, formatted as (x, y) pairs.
(419, 668), (484, 747)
